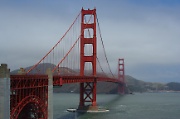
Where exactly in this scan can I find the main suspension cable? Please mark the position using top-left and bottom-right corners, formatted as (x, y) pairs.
(96, 14), (115, 78)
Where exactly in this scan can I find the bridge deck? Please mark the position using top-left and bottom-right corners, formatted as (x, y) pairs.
(10, 75), (124, 87)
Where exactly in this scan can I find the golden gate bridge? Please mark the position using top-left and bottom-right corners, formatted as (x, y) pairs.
(0, 8), (125, 119)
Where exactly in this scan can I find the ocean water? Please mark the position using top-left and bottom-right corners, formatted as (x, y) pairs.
(53, 93), (180, 119)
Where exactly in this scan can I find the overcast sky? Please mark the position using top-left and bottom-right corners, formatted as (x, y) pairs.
(0, 0), (180, 83)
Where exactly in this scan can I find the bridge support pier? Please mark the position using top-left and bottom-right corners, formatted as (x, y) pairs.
(0, 64), (10, 119)
(78, 79), (98, 111)
(118, 84), (125, 94)
(47, 68), (53, 119)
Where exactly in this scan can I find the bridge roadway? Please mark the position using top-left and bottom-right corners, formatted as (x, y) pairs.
(10, 74), (123, 89)
(53, 75), (123, 85)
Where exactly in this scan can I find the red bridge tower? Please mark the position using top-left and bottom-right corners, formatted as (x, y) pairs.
(118, 58), (125, 94)
(78, 8), (98, 110)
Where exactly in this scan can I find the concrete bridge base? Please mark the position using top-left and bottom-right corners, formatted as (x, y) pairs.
(77, 105), (109, 113)
(0, 64), (10, 119)
(78, 105), (98, 111)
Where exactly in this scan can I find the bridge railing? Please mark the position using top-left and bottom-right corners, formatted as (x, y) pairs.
(53, 75), (123, 86)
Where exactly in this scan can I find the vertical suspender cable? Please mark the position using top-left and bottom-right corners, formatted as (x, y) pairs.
(96, 14), (115, 78)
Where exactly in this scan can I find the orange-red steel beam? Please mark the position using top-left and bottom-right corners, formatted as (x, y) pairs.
(79, 8), (97, 109)
(10, 75), (48, 119)
(53, 75), (124, 85)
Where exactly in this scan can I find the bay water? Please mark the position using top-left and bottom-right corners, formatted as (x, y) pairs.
(53, 93), (180, 119)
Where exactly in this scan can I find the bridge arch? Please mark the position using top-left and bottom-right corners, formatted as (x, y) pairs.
(11, 95), (47, 119)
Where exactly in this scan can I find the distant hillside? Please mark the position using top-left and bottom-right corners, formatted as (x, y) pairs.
(166, 82), (180, 91)
(10, 63), (78, 75)
(10, 63), (180, 93)
(125, 75), (170, 92)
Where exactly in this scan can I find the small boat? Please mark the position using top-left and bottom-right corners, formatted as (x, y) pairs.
(67, 108), (77, 112)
